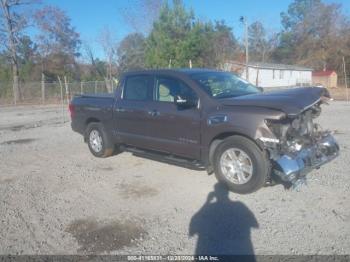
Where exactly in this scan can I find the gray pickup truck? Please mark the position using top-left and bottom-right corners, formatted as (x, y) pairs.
(70, 69), (339, 194)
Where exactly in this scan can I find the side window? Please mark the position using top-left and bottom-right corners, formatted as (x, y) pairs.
(155, 76), (197, 103)
(123, 75), (152, 101)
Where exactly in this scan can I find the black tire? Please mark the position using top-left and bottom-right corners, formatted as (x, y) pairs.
(86, 122), (114, 158)
(213, 136), (269, 194)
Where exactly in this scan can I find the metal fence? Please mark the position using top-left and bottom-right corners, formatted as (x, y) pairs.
(0, 80), (113, 106)
(0, 77), (349, 106)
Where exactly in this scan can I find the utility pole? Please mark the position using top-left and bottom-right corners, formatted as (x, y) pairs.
(240, 16), (249, 81)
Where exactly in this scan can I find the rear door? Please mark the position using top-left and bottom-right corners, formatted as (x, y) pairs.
(114, 74), (155, 148)
(146, 75), (201, 159)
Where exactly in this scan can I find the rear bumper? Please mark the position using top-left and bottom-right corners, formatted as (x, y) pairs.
(273, 133), (339, 184)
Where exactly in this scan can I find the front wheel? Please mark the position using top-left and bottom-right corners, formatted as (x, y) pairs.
(86, 122), (114, 158)
(213, 136), (269, 194)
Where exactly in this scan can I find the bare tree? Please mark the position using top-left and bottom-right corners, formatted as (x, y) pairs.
(0, 0), (34, 104)
(276, 0), (350, 71)
(119, 0), (162, 33)
(117, 33), (146, 73)
(34, 5), (81, 78)
(248, 21), (278, 62)
(99, 27), (117, 92)
(82, 41), (107, 79)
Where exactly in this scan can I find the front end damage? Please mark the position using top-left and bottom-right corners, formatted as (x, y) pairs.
(261, 99), (339, 188)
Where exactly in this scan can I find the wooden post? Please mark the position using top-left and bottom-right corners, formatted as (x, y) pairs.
(64, 76), (69, 103)
(41, 73), (45, 104)
(168, 59), (172, 68)
(58, 76), (65, 123)
(80, 81), (83, 94)
(95, 81), (97, 93)
(343, 57), (349, 102)
(13, 75), (18, 105)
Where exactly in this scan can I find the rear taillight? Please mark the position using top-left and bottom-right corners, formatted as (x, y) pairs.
(68, 103), (75, 119)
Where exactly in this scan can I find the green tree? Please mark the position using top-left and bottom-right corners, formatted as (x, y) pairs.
(145, 0), (195, 68)
(145, 0), (237, 68)
(180, 20), (237, 68)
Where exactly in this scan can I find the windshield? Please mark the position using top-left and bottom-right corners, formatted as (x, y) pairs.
(190, 72), (261, 98)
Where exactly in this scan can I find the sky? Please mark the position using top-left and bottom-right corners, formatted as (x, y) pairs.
(41, 0), (350, 59)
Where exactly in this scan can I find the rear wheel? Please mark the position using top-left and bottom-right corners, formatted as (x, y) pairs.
(86, 122), (114, 158)
(213, 136), (269, 194)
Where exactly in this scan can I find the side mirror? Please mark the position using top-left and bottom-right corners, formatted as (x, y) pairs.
(175, 95), (197, 108)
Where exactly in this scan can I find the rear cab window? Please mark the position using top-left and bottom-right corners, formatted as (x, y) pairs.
(123, 75), (153, 101)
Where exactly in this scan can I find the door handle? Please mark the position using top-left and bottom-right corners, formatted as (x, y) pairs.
(148, 110), (160, 117)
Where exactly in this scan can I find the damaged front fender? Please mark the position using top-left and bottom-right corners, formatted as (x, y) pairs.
(257, 100), (340, 189)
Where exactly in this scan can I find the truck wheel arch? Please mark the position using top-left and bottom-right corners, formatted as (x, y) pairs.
(212, 135), (270, 194)
(208, 132), (264, 167)
(85, 122), (114, 157)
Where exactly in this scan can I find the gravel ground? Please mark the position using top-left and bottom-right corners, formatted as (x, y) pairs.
(0, 102), (349, 255)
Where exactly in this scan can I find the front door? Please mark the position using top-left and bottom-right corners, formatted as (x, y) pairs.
(147, 75), (201, 159)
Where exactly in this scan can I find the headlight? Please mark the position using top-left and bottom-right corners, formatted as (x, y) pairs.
(265, 119), (291, 139)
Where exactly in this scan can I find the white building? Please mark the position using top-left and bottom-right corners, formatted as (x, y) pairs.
(223, 61), (313, 88)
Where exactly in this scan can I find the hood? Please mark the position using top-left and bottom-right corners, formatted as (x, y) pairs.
(221, 87), (329, 116)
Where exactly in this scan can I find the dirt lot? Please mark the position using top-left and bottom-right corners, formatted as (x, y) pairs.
(0, 102), (349, 255)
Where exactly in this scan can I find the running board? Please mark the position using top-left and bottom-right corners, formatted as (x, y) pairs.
(120, 145), (205, 171)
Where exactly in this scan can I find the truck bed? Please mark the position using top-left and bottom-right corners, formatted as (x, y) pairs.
(75, 93), (114, 99)
(70, 93), (115, 135)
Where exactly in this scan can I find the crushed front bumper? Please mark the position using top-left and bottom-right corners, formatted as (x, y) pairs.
(273, 133), (339, 187)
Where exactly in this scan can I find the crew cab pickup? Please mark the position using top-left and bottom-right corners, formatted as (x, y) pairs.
(70, 69), (339, 194)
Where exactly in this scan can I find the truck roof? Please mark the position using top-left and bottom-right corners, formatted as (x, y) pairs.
(123, 68), (222, 76)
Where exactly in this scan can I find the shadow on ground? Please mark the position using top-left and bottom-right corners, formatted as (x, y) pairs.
(189, 183), (258, 258)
